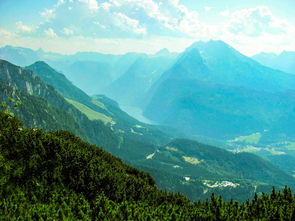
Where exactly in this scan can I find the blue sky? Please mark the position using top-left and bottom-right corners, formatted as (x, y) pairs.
(0, 0), (294, 55)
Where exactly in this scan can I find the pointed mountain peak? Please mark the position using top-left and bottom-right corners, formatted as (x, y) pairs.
(29, 61), (53, 70)
(187, 40), (245, 61)
(156, 48), (170, 56)
(163, 47), (210, 80)
(188, 40), (232, 52)
(26, 61), (62, 79)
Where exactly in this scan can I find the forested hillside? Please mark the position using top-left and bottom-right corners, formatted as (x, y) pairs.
(1, 111), (295, 220)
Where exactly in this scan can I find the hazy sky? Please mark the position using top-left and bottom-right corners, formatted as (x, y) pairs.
(0, 0), (294, 55)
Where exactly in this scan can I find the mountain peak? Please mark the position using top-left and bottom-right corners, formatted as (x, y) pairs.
(155, 48), (170, 56)
(32, 60), (49, 66)
(163, 47), (210, 81)
(29, 61), (54, 71)
(188, 40), (232, 52)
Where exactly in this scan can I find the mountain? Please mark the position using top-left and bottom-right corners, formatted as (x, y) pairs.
(3, 111), (295, 220)
(0, 45), (144, 94)
(0, 59), (165, 159)
(0, 45), (40, 66)
(2, 59), (295, 202)
(0, 59), (120, 149)
(144, 40), (295, 139)
(26, 61), (91, 105)
(0, 45), (64, 67)
(186, 41), (295, 91)
(105, 52), (178, 106)
(253, 51), (295, 75)
(61, 52), (143, 94)
(25, 61), (170, 146)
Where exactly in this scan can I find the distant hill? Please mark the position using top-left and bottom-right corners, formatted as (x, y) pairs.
(253, 51), (295, 75)
(61, 52), (144, 94)
(0, 45), (144, 94)
(105, 51), (178, 106)
(0, 45), (40, 66)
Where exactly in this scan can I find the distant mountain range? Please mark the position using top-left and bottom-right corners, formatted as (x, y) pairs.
(1, 58), (294, 201)
(0, 45), (171, 96)
(144, 40), (295, 141)
(253, 51), (295, 75)
(1, 42), (295, 144)
(104, 50), (178, 106)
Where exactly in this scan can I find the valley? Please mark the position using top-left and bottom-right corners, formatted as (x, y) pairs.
(1, 40), (295, 202)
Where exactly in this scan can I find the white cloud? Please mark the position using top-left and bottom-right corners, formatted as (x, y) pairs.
(220, 10), (230, 17)
(204, 6), (212, 12)
(217, 6), (295, 55)
(0, 29), (15, 42)
(44, 28), (58, 38)
(56, 0), (98, 10)
(36, 0), (210, 38)
(78, 0), (98, 10)
(225, 6), (293, 37)
(57, 0), (65, 7)
(113, 13), (147, 35)
(40, 8), (56, 21)
(62, 27), (74, 35)
(16, 21), (34, 33)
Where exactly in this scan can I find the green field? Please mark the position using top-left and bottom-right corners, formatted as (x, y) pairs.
(230, 132), (262, 144)
(66, 98), (114, 124)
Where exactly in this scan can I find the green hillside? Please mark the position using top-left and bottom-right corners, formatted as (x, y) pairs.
(1, 111), (295, 220)
(65, 98), (114, 124)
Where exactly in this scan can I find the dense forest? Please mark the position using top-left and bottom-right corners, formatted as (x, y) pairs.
(1, 111), (295, 220)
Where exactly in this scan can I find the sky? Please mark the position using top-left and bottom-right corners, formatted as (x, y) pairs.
(0, 0), (295, 56)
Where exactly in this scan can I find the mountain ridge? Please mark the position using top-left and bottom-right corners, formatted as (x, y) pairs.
(1, 58), (295, 201)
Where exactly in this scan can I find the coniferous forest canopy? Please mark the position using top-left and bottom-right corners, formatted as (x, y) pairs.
(1, 0), (295, 220)
(1, 111), (295, 220)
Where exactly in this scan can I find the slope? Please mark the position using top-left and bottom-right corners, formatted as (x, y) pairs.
(3, 111), (295, 220)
